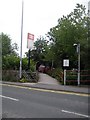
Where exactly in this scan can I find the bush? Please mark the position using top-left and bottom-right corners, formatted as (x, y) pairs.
(2, 70), (19, 82)
(3, 55), (20, 70)
(20, 78), (28, 83)
(2, 70), (39, 83)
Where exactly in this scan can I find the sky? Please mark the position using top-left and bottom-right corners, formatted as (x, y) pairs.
(0, 0), (89, 57)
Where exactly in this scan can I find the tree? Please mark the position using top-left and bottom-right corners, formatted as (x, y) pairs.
(30, 36), (49, 62)
(0, 32), (18, 56)
(0, 32), (19, 70)
(47, 4), (89, 69)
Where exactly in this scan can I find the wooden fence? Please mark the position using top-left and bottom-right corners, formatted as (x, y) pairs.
(65, 70), (90, 85)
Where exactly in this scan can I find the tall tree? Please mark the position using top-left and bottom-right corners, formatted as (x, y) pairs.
(0, 32), (19, 70)
(47, 4), (89, 69)
(0, 32), (18, 56)
(30, 36), (49, 62)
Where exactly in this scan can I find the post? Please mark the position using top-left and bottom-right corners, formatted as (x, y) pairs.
(28, 49), (30, 70)
(77, 44), (80, 86)
(20, 0), (24, 79)
(88, 1), (90, 17)
(64, 69), (66, 85)
(52, 60), (53, 68)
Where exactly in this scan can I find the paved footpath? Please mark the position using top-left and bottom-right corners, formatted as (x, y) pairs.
(38, 73), (59, 85)
(1, 73), (90, 94)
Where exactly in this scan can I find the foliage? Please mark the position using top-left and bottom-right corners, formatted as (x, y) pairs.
(19, 78), (29, 83)
(1, 32), (19, 70)
(30, 36), (49, 62)
(2, 55), (36, 71)
(28, 59), (36, 72)
(1, 33), (37, 82)
(47, 4), (90, 69)
(2, 55), (20, 70)
(2, 70), (19, 82)
(25, 4), (90, 71)
(1, 32), (18, 56)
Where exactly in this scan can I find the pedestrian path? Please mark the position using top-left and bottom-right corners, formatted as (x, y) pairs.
(38, 73), (60, 85)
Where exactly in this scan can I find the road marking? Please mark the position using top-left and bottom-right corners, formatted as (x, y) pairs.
(0, 83), (89, 97)
(0, 95), (19, 101)
(61, 110), (90, 118)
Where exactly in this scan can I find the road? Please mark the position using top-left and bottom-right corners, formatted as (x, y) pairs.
(1, 84), (89, 118)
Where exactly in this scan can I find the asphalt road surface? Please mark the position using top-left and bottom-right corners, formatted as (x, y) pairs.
(1, 84), (89, 118)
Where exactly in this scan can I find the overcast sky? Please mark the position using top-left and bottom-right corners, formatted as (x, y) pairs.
(0, 0), (89, 56)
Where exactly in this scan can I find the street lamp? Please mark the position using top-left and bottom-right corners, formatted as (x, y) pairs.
(73, 43), (80, 86)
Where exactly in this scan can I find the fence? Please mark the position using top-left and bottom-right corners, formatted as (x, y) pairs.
(65, 70), (90, 85)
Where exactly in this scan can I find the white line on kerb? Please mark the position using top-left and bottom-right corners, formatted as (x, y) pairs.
(61, 110), (90, 118)
(0, 95), (19, 101)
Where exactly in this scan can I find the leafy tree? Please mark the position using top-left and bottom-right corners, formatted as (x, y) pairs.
(0, 32), (19, 70)
(0, 33), (18, 56)
(30, 36), (49, 62)
(2, 55), (20, 70)
(47, 4), (89, 69)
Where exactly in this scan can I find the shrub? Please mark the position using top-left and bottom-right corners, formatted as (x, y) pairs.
(2, 70), (19, 82)
(19, 78), (28, 83)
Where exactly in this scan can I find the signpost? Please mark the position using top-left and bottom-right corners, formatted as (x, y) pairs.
(27, 33), (34, 49)
(63, 59), (69, 67)
(63, 59), (69, 85)
(27, 33), (34, 70)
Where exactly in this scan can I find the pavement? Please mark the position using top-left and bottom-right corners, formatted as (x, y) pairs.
(1, 73), (90, 94)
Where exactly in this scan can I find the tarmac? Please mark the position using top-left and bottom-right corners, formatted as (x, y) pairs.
(1, 73), (90, 94)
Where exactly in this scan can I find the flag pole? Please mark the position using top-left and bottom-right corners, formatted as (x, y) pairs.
(20, 0), (24, 79)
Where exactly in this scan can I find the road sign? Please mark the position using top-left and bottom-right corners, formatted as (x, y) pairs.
(27, 33), (34, 49)
(63, 59), (69, 67)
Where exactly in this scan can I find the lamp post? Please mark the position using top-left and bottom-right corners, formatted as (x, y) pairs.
(73, 43), (80, 86)
(88, 1), (90, 17)
(20, 0), (24, 79)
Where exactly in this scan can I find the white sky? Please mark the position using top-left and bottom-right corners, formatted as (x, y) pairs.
(0, 0), (89, 56)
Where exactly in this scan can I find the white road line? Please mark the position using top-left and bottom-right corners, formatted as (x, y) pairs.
(61, 110), (90, 118)
(0, 95), (19, 101)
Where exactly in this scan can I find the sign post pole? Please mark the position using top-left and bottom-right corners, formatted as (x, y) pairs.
(63, 59), (69, 85)
(64, 69), (66, 85)
(28, 49), (30, 70)
(27, 33), (34, 71)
